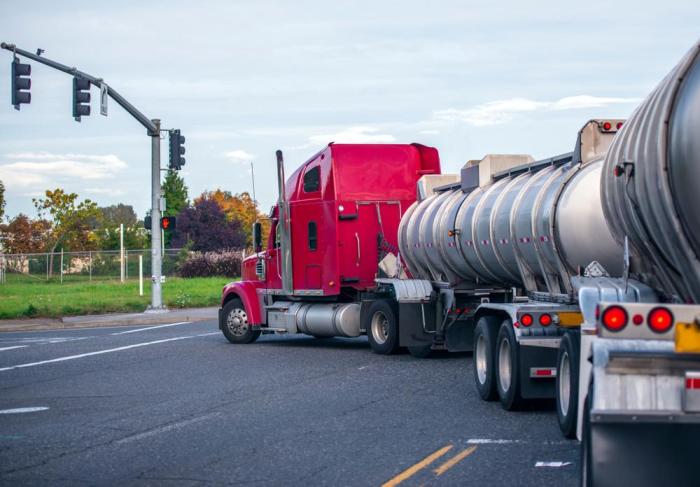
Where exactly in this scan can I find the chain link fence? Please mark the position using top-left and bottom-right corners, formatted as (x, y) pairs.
(0, 248), (186, 284)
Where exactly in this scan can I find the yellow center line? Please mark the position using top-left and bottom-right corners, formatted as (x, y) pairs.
(433, 446), (478, 476)
(381, 444), (454, 487)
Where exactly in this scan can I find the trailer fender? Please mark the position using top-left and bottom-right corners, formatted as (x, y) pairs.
(221, 281), (264, 326)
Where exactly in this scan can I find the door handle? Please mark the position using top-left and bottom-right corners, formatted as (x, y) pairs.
(355, 232), (360, 266)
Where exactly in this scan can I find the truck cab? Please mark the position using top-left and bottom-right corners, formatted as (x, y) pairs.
(220, 143), (440, 344)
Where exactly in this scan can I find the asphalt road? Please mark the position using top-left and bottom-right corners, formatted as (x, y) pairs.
(0, 320), (580, 486)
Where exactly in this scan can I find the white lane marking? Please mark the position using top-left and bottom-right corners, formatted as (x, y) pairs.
(358, 365), (369, 370)
(115, 412), (220, 445)
(0, 346), (28, 352)
(111, 321), (192, 335)
(0, 407), (49, 414)
(466, 439), (519, 444)
(0, 332), (219, 372)
(535, 461), (572, 468)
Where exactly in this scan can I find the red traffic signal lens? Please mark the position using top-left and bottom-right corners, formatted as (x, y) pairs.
(601, 305), (628, 331)
(160, 216), (176, 230)
(647, 307), (673, 333)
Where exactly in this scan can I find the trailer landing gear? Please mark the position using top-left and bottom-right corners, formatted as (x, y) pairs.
(221, 299), (261, 344)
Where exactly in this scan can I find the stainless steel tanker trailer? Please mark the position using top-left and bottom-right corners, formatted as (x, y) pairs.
(369, 40), (700, 485)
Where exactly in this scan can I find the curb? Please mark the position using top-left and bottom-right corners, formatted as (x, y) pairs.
(0, 307), (219, 333)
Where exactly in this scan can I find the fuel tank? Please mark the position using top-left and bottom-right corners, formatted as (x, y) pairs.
(602, 41), (700, 303)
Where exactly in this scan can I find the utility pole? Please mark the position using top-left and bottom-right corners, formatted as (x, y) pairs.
(151, 119), (163, 309)
(1, 42), (169, 309)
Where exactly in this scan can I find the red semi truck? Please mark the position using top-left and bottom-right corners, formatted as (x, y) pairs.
(218, 142), (446, 353)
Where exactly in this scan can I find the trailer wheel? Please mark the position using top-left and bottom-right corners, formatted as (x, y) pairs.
(221, 298), (261, 344)
(556, 331), (580, 439)
(580, 384), (593, 487)
(365, 300), (400, 355)
(473, 316), (500, 401)
(495, 319), (523, 410)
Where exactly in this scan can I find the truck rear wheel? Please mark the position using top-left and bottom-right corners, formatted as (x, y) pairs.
(473, 316), (500, 401)
(221, 298), (261, 344)
(580, 384), (593, 487)
(495, 319), (523, 410)
(556, 331), (580, 439)
(365, 300), (400, 355)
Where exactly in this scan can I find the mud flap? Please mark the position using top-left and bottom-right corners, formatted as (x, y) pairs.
(398, 302), (436, 348)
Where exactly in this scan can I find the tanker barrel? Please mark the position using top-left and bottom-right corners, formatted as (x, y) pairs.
(602, 41), (700, 303)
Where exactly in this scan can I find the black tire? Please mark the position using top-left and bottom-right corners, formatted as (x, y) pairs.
(580, 384), (593, 487)
(408, 344), (433, 358)
(473, 316), (500, 401)
(365, 300), (400, 355)
(556, 331), (581, 439)
(495, 319), (524, 410)
(221, 298), (261, 344)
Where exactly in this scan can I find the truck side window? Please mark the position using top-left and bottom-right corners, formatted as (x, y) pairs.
(303, 166), (320, 193)
(275, 222), (281, 248)
(308, 221), (317, 250)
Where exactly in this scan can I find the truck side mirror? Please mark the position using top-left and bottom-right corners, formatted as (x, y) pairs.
(253, 221), (263, 253)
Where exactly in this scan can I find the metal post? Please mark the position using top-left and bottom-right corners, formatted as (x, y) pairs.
(139, 254), (144, 297)
(120, 223), (125, 282)
(60, 248), (64, 284)
(46, 252), (49, 281)
(149, 119), (164, 310)
(89, 251), (92, 281)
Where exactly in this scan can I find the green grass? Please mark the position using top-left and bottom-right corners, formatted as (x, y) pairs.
(0, 275), (235, 319)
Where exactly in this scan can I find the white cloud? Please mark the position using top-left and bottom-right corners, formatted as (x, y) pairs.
(85, 187), (126, 196)
(0, 152), (128, 188)
(433, 95), (641, 126)
(307, 126), (396, 145)
(224, 149), (256, 163)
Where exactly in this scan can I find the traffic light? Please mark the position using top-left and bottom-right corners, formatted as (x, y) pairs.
(168, 129), (186, 170)
(72, 76), (91, 121)
(11, 58), (31, 110)
(160, 216), (176, 231)
(144, 216), (152, 230)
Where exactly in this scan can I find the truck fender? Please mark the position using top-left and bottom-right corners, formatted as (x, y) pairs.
(221, 281), (264, 325)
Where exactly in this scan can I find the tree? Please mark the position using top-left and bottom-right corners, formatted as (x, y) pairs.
(33, 189), (101, 275)
(172, 199), (246, 251)
(95, 204), (146, 250)
(0, 214), (51, 254)
(162, 170), (189, 217)
(196, 190), (270, 247)
(162, 170), (189, 248)
(0, 179), (5, 222)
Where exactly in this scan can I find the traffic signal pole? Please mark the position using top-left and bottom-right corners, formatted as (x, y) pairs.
(1, 42), (166, 310)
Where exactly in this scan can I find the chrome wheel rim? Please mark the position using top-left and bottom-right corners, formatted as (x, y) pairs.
(226, 308), (249, 337)
(370, 311), (389, 345)
(498, 337), (512, 392)
(476, 334), (488, 384)
(559, 350), (571, 416)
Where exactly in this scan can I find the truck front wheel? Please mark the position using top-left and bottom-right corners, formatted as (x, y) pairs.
(365, 300), (400, 355)
(556, 331), (580, 439)
(495, 319), (523, 410)
(221, 298), (261, 344)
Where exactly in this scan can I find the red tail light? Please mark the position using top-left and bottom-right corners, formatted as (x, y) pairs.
(601, 305), (628, 331)
(616, 121), (623, 130)
(539, 313), (552, 326)
(603, 121), (612, 131)
(647, 307), (673, 333)
(632, 314), (644, 325)
(521, 313), (533, 327)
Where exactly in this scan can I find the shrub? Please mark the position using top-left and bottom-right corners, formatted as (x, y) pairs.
(178, 249), (243, 278)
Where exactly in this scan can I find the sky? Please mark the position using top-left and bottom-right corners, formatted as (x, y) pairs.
(0, 0), (698, 220)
